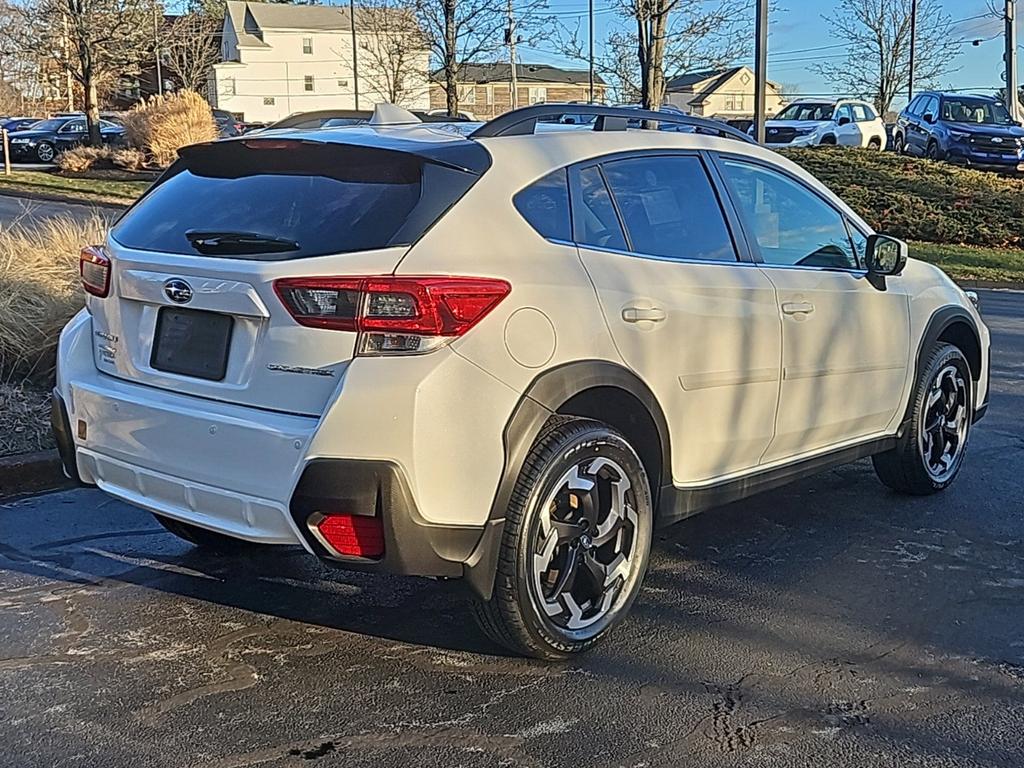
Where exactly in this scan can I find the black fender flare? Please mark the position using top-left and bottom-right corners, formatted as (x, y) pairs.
(463, 360), (671, 599)
(900, 305), (982, 431)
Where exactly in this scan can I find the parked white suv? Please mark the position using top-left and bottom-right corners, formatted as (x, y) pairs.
(55, 104), (989, 659)
(760, 98), (888, 149)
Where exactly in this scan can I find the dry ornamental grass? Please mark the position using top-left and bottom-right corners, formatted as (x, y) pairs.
(0, 212), (105, 382)
(121, 89), (219, 168)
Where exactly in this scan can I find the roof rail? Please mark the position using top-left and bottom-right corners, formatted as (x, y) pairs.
(470, 103), (755, 143)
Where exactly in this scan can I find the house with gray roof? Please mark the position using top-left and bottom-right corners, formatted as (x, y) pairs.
(429, 63), (608, 120)
(212, 0), (429, 121)
(664, 65), (785, 119)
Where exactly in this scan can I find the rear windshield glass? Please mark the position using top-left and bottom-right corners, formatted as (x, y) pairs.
(112, 140), (481, 260)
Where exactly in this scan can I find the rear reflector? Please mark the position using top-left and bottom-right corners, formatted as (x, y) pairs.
(315, 513), (385, 558)
(80, 245), (111, 298)
(274, 275), (511, 355)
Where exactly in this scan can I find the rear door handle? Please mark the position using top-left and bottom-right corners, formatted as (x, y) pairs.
(781, 301), (815, 316)
(622, 306), (667, 323)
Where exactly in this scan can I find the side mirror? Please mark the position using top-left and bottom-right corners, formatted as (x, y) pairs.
(837, 116), (851, 126)
(923, 113), (935, 124)
(866, 234), (908, 276)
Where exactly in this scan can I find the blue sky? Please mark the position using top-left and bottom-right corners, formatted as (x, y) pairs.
(513, 0), (1018, 108)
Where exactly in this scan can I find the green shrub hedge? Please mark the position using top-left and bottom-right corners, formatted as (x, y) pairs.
(779, 148), (1024, 249)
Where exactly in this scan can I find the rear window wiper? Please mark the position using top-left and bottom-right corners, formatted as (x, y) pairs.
(185, 230), (300, 255)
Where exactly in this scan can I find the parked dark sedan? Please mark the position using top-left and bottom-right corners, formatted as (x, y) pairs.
(1, 117), (41, 134)
(6, 116), (125, 163)
(893, 91), (1024, 171)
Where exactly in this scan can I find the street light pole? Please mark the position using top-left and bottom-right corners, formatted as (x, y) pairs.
(1006, 0), (1019, 122)
(153, 6), (163, 97)
(588, 0), (594, 102)
(908, 0), (917, 102)
(753, 0), (768, 144)
(350, 0), (360, 109)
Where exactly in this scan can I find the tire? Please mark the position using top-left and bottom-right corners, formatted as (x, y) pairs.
(153, 514), (264, 552)
(893, 134), (905, 154)
(36, 141), (55, 163)
(820, 135), (837, 146)
(927, 141), (943, 161)
(873, 343), (972, 495)
(473, 416), (654, 659)
(868, 137), (882, 151)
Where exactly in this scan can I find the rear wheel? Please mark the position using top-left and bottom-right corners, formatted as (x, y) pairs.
(473, 417), (653, 659)
(867, 137), (882, 151)
(873, 343), (972, 495)
(153, 514), (264, 552)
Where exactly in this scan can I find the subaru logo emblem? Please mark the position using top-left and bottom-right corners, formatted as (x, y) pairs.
(163, 278), (193, 304)
(992, 137), (1004, 144)
(769, 128), (777, 134)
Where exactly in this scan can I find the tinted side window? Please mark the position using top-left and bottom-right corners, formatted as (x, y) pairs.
(846, 220), (868, 268)
(906, 96), (924, 116)
(835, 105), (853, 123)
(720, 159), (857, 270)
(600, 155), (737, 262)
(514, 169), (571, 241)
(923, 96), (939, 119)
(575, 165), (627, 251)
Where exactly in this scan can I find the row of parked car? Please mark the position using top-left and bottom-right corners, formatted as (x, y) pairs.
(751, 91), (1024, 172)
(0, 108), (263, 164)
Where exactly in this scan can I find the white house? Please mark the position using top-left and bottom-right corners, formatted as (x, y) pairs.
(664, 66), (785, 119)
(212, 1), (430, 122)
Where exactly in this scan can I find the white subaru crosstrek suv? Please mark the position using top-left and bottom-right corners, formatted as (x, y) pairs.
(759, 98), (888, 150)
(54, 104), (989, 659)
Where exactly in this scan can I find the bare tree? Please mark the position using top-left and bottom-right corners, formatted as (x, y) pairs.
(562, 0), (757, 109)
(163, 12), (222, 94)
(24, 0), (158, 144)
(418, 0), (548, 116)
(813, 0), (956, 115)
(356, 0), (430, 106)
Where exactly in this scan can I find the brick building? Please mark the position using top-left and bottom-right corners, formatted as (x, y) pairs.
(429, 63), (607, 119)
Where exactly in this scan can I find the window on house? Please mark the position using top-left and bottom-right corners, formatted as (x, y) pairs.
(304, 76), (314, 92)
(337, 79), (348, 87)
(302, 37), (313, 54)
(224, 77), (236, 96)
(264, 97), (275, 105)
(528, 86), (547, 104)
(458, 86), (477, 105)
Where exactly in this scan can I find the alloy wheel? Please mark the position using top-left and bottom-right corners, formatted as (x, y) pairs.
(529, 456), (640, 633)
(918, 364), (970, 483)
(37, 143), (55, 163)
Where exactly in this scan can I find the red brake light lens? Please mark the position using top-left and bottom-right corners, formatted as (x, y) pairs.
(315, 513), (384, 558)
(80, 245), (111, 298)
(274, 276), (511, 354)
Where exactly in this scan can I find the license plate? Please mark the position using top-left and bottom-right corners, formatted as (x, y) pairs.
(151, 308), (233, 381)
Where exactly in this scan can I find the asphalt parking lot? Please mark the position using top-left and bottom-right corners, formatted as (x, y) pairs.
(0, 290), (1021, 768)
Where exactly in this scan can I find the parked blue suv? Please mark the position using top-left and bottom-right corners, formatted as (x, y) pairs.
(894, 91), (1024, 171)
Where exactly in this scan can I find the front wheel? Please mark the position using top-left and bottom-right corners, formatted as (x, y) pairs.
(893, 134), (906, 154)
(36, 141), (55, 163)
(473, 417), (654, 659)
(873, 343), (972, 495)
(867, 137), (882, 151)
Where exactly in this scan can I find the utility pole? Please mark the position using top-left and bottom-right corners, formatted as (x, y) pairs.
(349, 0), (360, 109)
(908, 0), (917, 102)
(153, 6), (164, 97)
(588, 0), (594, 102)
(753, 0), (768, 143)
(62, 13), (73, 111)
(1006, 0), (1019, 122)
(507, 0), (518, 109)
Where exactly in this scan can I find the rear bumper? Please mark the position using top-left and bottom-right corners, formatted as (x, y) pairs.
(53, 310), (510, 594)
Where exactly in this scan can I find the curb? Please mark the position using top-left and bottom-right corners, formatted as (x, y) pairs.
(0, 186), (130, 211)
(954, 279), (1024, 292)
(0, 449), (74, 500)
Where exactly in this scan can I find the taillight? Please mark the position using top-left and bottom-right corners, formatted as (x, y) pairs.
(314, 513), (384, 558)
(80, 245), (110, 297)
(274, 276), (511, 355)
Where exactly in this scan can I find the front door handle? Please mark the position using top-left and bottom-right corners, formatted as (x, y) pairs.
(781, 301), (815, 316)
(622, 306), (667, 323)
